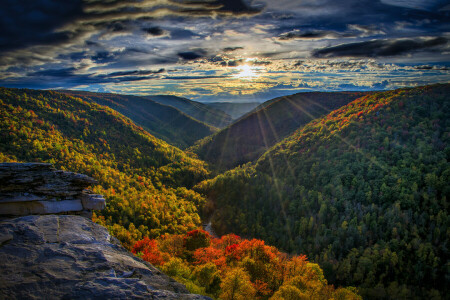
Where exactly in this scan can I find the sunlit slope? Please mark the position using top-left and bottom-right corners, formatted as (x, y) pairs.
(0, 87), (209, 249)
(62, 90), (216, 149)
(146, 95), (232, 128)
(190, 92), (367, 170)
(196, 84), (450, 298)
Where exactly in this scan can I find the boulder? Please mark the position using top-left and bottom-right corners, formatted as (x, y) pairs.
(0, 215), (210, 299)
(0, 163), (105, 216)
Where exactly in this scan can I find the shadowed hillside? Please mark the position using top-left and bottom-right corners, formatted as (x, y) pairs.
(204, 102), (260, 119)
(191, 92), (367, 170)
(62, 90), (216, 149)
(146, 95), (232, 128)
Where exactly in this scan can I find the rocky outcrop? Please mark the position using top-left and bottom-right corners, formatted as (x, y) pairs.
(0, 163), (211, 299)
(0, 163), (105, 216)
(0, 215), (209, 299)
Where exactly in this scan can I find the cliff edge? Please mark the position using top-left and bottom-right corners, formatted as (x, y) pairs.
(0, 163), (210, 299)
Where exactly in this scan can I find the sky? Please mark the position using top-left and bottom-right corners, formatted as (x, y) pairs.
(0, 0), (449, 102)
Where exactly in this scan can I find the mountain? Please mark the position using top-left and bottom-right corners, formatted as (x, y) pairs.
(190, 92), (367, 170)
(61, 90), (216, 149)
(146, 95), (232, 128)
(196, 84), (450, 299)
(204, 102), (260, 119)
(0, 87), (209, 249)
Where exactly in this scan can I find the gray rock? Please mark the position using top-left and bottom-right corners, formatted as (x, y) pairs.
(0, 163), (105, 216)
(81, 194), (106, 211)
(0, 215), (211, 300)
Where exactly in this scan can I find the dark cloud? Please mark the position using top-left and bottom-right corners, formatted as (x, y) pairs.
(180, 0), (263, 16)
(0, 0), (263, 55)
(415, 65), (450, 70)
(223, 47), (244, 52)
(0, 0), (84, 52)
(279, 30), (343, 40)
(169, 29), (199, 39)
(178, 49), (208, 60)
(26, 67), (164, 86)
(143, 27), (165, 36)
(107, 69), (165, 77)
(313, 37), (448, 58)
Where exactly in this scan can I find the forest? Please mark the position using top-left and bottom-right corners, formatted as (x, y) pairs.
(196, 84), (449, 299)
(133, 229), (361, 299)
(0, 84), (448, 299)
(0, 87), (209, 249)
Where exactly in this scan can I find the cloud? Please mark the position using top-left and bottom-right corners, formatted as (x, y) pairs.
(223, 47), (244, 52)
(177, 49), (208, 60)
(25, 67), (165, 86)
(143, 26), (165, 36)
(279, 30), (345, 40)
(313, 37), (448, 58)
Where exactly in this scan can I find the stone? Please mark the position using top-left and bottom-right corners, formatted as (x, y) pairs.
(0, 163), (104, 216)
(81, 193), (106, 210)
(0, 215), (211, 299)
(0, 199), (83, 216)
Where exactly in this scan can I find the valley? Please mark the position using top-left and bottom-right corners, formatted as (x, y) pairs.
(0, 84), (448, 299)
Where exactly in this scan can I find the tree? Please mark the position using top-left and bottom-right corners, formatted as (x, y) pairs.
(219, 268), (256, 300)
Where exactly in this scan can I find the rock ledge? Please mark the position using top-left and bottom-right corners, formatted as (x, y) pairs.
(0, 215), (209, 299)
(0, 163), (105, 216)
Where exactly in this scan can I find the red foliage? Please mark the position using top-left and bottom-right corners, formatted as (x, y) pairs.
(132, 237), (165, 266)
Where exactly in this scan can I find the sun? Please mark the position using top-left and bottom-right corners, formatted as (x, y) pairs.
(234, 64), (260, 80)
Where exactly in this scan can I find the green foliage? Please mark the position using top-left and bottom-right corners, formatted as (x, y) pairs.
(62, 90), (217, 149)
(0, 87), (209, 248)
(197, 84), (450, 299)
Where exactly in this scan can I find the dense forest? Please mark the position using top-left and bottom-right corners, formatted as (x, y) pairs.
(190, 92), (368, 170)
(133, 229), (361, 299)
(1, 84), (448, 299)
(62, 90), (216, 149)
(0, 87), (209, 249)
(146, 95), (232, 128)
(197, 84), (450, 299)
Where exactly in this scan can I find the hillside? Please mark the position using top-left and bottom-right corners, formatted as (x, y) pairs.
(191, 92), (367, 170)
(61, 90), (216, 149)
(204, 102), (260, 119)
(146, 95), (232, 128)
(0, 87), (209, 249)
(196, 84), (450, 298)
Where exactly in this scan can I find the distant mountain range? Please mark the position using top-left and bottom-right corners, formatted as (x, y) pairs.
(146, 95), (232, 128)
(204, 102), (260, 119)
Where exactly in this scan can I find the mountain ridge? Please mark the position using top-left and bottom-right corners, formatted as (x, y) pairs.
(190, 91), (368, 170)
(146, 95), (232, 128)
(61, 90), (216, 149)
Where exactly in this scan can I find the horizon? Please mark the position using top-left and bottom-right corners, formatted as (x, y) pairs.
(0, 0), (449, 102)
